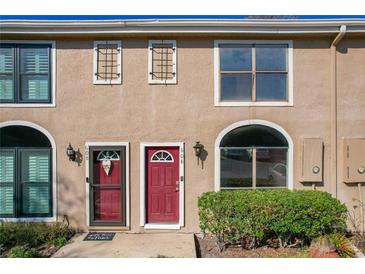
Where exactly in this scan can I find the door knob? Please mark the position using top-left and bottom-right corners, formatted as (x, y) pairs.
(175, 181), (179, 191)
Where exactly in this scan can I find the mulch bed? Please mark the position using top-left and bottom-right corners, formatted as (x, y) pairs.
(196, 234), (310, 258)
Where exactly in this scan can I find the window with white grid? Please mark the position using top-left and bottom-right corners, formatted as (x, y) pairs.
(93, 41), (122, 84)
(148, 40), (177, 84)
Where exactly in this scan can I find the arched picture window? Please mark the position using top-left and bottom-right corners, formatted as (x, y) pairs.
(0, 125), (52, 218)
(150, 150), (174, 162)
(220, 125), (288, 189)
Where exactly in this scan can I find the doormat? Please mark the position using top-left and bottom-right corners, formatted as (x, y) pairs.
(84, 232), (116, 241)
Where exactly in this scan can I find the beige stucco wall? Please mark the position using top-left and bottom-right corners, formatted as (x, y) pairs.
(337, 38), (365, 226)
(1, 35), (364, 232)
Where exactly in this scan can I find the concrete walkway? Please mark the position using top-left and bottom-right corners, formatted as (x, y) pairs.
(52, 233), (196, 258)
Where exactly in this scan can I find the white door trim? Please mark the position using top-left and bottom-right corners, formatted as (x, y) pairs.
(139, 142), (185, 229)
(85, 141), (130, 227)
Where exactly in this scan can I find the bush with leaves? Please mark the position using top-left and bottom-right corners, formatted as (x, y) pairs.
(0, 222), (75, 257)
(198, 189), (347, 250)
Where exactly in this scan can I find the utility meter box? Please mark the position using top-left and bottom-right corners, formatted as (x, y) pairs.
(301, 138), (323, 183)
(343, 138), (365, 183)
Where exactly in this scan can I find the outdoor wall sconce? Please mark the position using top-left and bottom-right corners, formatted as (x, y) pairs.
(66, 143), (76, 161)
(193, 141), (204, 158)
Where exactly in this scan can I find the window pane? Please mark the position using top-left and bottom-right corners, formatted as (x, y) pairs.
(96, 43), (120, 81)
(20, 47), (49, 74)
(221, 73), (252, 101)
(220, 45), (252, 71)
(21, 150), (50, 215)
(22, 184), (50, 214)
(221, 148), (252, 188)
(151, 43), (174, 80)
(19, 47), (50, 102)
(256, 44), (287, 71)
(0, 74), (14, 100)
(20, 75), (49, 101)
(256, 73), (287, 101)
(256, 148), (287, 188)
(22, 151), (50, 183)
(220, 125), (288, 148)
(0, 47), (14, 101)
(0, 150), (15, 215)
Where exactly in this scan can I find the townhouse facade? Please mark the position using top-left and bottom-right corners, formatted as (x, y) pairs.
(0, 19), (365, 232)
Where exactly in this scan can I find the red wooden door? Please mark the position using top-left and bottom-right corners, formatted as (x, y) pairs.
(146, 147), (180, 224)
(92, 150), (122, 223)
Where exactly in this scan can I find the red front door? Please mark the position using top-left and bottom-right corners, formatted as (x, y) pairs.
(91, 148), (125, 225)
(146, 147), (180, 224)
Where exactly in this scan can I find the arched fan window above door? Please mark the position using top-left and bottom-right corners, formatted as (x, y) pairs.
(150, 150), (174, 162)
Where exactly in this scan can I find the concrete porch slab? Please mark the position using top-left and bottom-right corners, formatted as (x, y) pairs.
(52, 232), (196, 258)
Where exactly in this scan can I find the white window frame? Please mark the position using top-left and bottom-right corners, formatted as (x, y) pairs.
(93, 40), (122, 85)
(148, 40), (177, 84)
(0, 40), (56, 108)
(214, 120), (294, 191)
(214, 40), (293, 107)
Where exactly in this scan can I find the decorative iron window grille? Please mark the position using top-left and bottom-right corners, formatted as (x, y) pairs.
(148, 40), (177, 84)
(93, 41), (122, 84)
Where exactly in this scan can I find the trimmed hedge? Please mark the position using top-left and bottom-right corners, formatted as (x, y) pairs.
(198, 189), (347, 249)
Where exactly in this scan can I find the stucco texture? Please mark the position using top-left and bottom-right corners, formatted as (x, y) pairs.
(1, 36), (364, 232)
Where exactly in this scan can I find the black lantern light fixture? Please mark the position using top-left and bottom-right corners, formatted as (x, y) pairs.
(193, 141), (204, 158)
(66, 143), (76, 161)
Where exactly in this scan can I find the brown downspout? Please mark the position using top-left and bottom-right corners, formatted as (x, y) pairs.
(330, 25), (346, 198)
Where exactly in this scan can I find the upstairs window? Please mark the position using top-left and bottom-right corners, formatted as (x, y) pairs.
(0, 42), (54, 105)
(93, 41), (122, 84)
(214, 40), (293, 106)
(148, 40), (177, 84)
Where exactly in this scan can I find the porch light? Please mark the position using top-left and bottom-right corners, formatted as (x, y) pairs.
(193, 141), (204, 158)
(66, 143), (76, 161)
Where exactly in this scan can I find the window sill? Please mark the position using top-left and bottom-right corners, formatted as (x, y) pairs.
(215, 101), (293, 107)
(93, 81), (122, 85)
(148, 80), (177, 85)
(0, 103), (56, 108)
(0, 217), (56, 222)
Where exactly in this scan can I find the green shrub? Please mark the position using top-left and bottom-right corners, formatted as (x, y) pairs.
(198, 189), (347, 250)
(8, 246), (40, 258)
(0, 222), (75, 249)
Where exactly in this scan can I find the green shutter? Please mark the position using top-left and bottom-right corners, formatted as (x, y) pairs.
(21, 150), (50, 215)
(0, 47), (14, 100)
(20, 47), (49, 101)
(0, 150), (15, 215)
